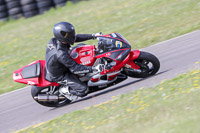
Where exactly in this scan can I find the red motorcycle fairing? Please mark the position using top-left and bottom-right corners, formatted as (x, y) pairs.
(70, 45), (96, 66)
(69, 33), (140, 82)
(95, 48), (131, 74)
(13, 60), (59, 87)
(102, 53), (131, 80)
(125, 50), (141, 69)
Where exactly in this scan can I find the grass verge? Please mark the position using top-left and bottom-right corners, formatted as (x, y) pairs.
(17, 69), (200, 133)
(0, 0), (200, 94)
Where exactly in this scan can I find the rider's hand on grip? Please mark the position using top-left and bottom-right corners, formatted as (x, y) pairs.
(92, 32), (103, 39)
(92, 64), (104, 74)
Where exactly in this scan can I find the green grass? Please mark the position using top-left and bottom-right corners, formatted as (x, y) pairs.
(17, 69), (200, 133)
(0, 0), (200, 94)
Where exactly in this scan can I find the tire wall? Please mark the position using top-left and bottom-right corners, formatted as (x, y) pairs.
(0, 0), (8, 21)
(0, 0), (84, 22)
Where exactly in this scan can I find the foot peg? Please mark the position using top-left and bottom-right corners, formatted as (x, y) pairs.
(59, 86), (78, 101)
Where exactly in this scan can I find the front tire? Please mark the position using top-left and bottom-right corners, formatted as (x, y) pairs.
(31, 86), (71, 107)
(123, 51), (160, 78)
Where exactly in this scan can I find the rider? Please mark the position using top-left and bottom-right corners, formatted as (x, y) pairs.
(45, 21), (99, 98)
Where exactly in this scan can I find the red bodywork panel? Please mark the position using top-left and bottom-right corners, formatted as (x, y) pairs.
(13, 60), (59, 87)
(125, 50), (140, 69)
(70, 45), (96, 66)
(95, 48), (131, 74)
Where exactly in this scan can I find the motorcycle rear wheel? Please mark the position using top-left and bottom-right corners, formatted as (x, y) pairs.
(31, 86), (71, 107)
(123, 51), (160, 78)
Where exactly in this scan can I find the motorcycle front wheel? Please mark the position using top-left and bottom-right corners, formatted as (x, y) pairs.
(123, 51), (160, 78)
(31, 86), (71, 107)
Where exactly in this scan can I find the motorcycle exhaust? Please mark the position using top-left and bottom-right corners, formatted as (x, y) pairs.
(34, 94), (65, 102)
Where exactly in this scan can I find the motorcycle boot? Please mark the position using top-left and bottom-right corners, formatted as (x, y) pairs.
(59, 78), (89, 100)
(59, 80), (79, 101)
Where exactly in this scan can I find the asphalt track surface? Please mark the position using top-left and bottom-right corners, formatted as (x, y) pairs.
(0, 30), (200, 133)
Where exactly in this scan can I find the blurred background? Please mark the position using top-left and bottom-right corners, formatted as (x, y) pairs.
(0, 0), (82, 21)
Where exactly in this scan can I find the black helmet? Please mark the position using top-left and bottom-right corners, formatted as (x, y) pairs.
(53, 22), (76, 45)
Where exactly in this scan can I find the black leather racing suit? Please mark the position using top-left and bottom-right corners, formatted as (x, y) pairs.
(45, 34), (94, 97)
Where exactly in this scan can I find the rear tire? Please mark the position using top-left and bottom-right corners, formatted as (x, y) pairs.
(123, 51), (160, 78)
(31, 86), (71, 107)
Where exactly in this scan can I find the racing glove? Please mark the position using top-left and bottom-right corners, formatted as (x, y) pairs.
(92, 64), (104, 74)
(92, 32), (103, 39)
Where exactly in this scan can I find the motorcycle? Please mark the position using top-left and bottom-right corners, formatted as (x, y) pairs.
(12, 33), (160, 107)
